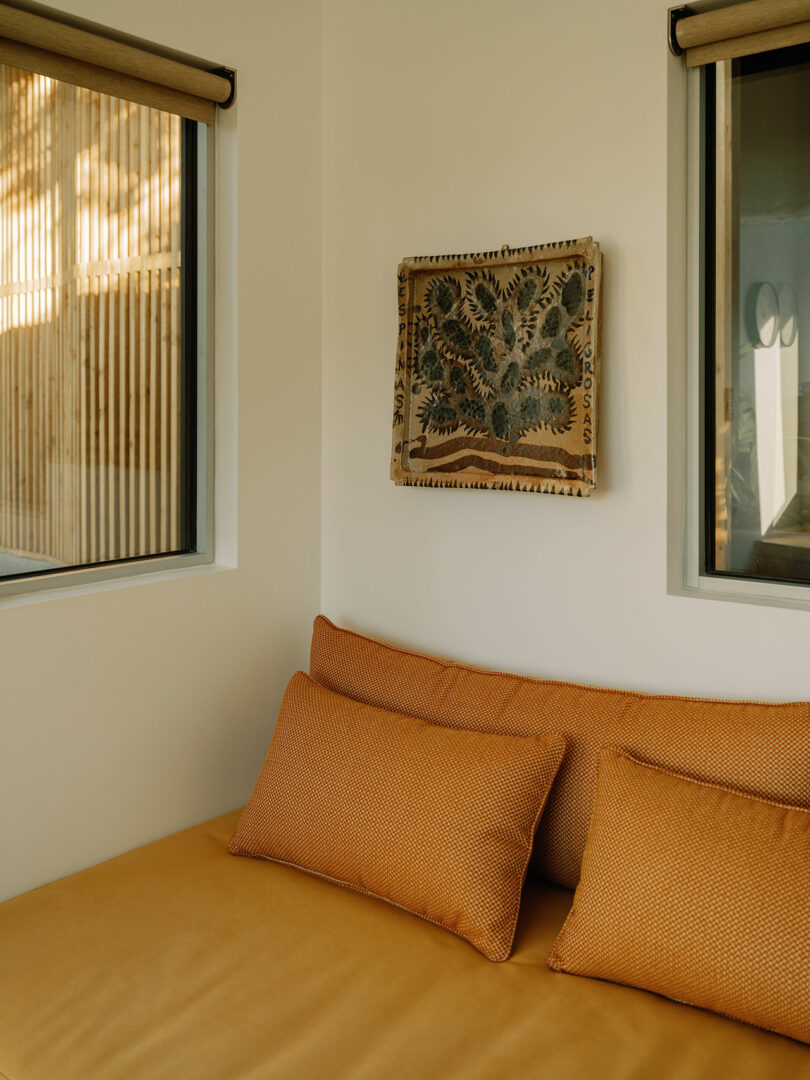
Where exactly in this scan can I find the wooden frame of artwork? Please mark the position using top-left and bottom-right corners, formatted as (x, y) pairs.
(391, 237), (601, 496)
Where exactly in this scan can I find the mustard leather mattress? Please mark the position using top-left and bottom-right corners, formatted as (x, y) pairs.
(2, 811), (809, 1080)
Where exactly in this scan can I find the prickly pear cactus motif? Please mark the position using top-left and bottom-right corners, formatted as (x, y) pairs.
(391, 238), (600, 495)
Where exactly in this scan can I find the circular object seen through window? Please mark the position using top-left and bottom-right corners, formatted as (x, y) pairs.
(752, 282), (779, 348)
(778, 283), (797, 347)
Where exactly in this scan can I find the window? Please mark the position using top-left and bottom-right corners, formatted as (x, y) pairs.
(0, 67), (196, 579)
(703, 46), (810, 588)
(0, 7), (233, 589)
(671, 1), (810, 602)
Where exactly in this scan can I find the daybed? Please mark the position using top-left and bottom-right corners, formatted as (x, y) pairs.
(1, 616), (809, 1080)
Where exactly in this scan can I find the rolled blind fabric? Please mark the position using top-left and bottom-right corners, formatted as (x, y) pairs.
(0, 3), (232, 122)
(675, 0), (810, 66)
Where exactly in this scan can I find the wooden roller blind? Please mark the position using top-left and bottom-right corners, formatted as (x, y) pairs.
(674, 0), (810, 66)
(0, 3), (233, 122)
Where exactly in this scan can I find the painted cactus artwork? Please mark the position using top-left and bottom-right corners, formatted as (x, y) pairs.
(391, 238), (601, 495)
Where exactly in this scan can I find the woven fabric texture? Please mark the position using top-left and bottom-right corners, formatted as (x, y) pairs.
(309, 616), (810, 888)
(547, 748), (810, 1045)
(229, 671), (566, 961)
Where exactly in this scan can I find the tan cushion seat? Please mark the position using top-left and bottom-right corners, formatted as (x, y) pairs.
(2, 812), (809, 1080)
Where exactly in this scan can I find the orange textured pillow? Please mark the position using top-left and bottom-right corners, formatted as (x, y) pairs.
(230, 672), (566, 961)
(547, 748), (810, 1045)
(309, 615), (810, 889)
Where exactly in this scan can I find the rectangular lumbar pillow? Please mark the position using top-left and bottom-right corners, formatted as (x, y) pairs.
(547, 747), (810, 1045)
(309, 616), (810, 889)
(229, 671), (566, 962)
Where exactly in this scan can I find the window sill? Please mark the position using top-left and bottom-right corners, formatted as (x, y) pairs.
(673, 572), (810, 612)
(0, 555), (235, 610)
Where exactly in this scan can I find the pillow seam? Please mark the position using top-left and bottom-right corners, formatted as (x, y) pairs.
(313, 616), (808, 708)
(609, 745), (810, 814)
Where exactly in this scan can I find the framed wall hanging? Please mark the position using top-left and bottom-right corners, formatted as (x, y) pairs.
(391, 237), (601, 496)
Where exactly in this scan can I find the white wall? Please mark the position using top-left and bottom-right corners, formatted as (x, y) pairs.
(321, 0), (810, 702)
(0, 0), (322, 901)
(7, 0), (810, 905)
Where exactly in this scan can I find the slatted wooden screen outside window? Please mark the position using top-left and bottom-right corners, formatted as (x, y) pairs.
(0, 65), (182, 568)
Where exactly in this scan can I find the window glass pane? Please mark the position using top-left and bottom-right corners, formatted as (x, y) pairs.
(708, 46), (810, 584)
(0, 65), (195, 580)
